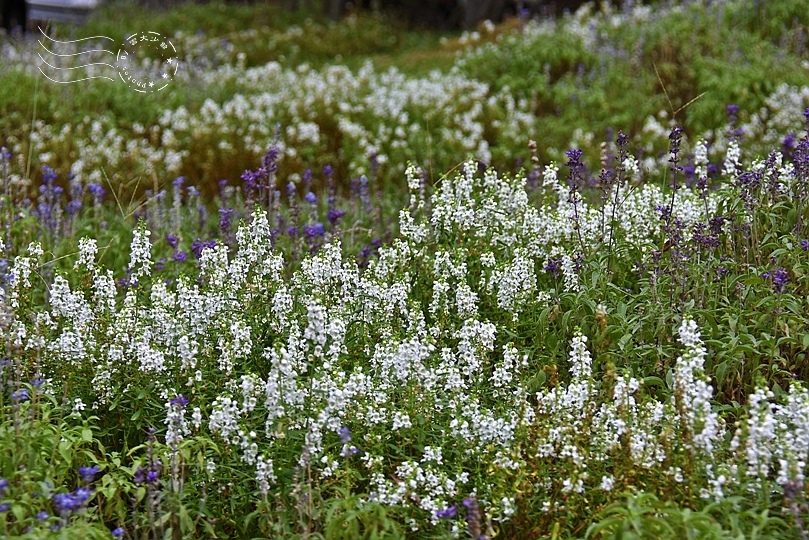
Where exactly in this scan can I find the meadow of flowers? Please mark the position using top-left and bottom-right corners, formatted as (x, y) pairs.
(2, 0), (809, 538)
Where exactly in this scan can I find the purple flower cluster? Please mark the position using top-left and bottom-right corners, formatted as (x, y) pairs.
(763, 268), (789, 293)
(327, 207), (345, 225)
(87, 183), (105, 203)
(242, 143), (281, 206)
(133, 460), (162, 485)
(565, 148), (585, 188)
(304, 223), (325, 238)
(52, 486), (92, 517)
(545, 258), (562, 277)
(668, 126), (684, 179)
(219, 208), (235, 235)
(190, 238), (218, 259)
(169, 394), (189, 408)
(435, 505), (457, 519)
(78, 465), (102, 483)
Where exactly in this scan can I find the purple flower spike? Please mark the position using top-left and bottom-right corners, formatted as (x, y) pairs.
(133, 467), (146, 485)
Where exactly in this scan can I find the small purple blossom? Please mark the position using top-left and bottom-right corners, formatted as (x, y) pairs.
(66, 200), (82, 215)
(36, 511), (49, 521)
(436, 505), (458, 519)
(169, 394), (189, 408)
(87, 183), (105, 200)
(11, 388), (29, 402)
(545, 258), (562, 277)
(0, 503), (9, 513)
(52, 487), (92, 517)
(112, 527), (125, 538)
(763, 268), (790, 293)
(172, 251), (188, 262)
(165, 234), (179, 249)
(338, 427), (351, 443)
(726, 104), (739, 118)
(79, 465), (101, 483)
(305, 191), (317, 204)
(328, 208), (345, 225)
(191, 238), (217, 259)
(304, 223), (325, 238)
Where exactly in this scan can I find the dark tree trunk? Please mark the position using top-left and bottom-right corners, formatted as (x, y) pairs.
(324, 0), (344, 20)
(1, 0), (27, 34)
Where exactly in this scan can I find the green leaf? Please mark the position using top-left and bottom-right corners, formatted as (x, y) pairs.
(12, 503), (26, 523)
(59, 440), (73, 465)
(179, 504), (194, 533)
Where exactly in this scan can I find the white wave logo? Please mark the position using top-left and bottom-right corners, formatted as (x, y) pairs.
(38, 27), (177, 93)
